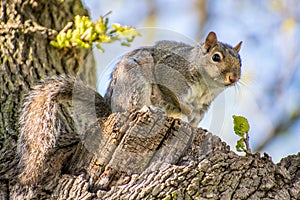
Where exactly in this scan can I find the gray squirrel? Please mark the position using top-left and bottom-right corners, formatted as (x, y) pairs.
(106, 31), (242, 126)
(17, 31), (242, 185)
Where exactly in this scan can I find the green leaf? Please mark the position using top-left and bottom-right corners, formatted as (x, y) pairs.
(232, 115), (250, 137)
(236, 138), (246, 152)
(66, 29), (72, 39)
(49, 41), (60, 48)
(95, 20), (107, 34)
(50, 13), (141, 51)
(121, 42), (131, 47)
(96, 43), (105, 52)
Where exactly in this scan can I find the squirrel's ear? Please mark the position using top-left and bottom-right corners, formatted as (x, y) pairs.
(204, 32), (218, 52)
(234, 41), (243, 53)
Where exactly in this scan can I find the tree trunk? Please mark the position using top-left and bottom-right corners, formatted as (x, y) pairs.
(0, 0), (95, 198)
(1, 0), (300, 199)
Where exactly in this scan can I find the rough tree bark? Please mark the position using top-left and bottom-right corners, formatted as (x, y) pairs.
(0, 0), (95, 198)
(0, 0), (300, 199)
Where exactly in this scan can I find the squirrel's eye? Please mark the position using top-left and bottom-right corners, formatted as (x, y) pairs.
(212, 53), (221, 62)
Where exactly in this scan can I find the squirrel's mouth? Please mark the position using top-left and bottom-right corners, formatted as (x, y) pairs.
(224, 82), (238, 87)
(224, 79), (240, 87)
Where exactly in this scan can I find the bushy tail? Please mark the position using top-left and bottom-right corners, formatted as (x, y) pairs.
(17, 75), (111, 185)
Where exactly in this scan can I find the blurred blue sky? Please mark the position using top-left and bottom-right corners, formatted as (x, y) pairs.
(82, 0), (300, 162)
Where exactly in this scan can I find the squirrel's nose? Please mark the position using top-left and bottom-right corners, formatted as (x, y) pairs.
(226, 72), (238, 85)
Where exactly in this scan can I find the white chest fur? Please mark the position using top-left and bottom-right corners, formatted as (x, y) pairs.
(180, 79), (225, 126)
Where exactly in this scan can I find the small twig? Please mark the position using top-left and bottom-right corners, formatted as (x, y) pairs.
(61, 22), (73, 33)
(103, 10), (112, 18)
(244, 132), (252, 155)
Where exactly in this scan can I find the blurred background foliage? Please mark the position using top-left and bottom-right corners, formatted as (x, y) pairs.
(82, 0), (300, 163)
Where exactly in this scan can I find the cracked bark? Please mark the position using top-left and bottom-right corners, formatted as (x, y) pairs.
(1, 0), (300, 199)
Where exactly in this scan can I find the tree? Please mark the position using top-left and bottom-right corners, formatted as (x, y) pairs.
(0, 0), (299, 199)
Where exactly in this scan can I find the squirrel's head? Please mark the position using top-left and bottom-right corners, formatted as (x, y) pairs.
(200, 31), (242, 87)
